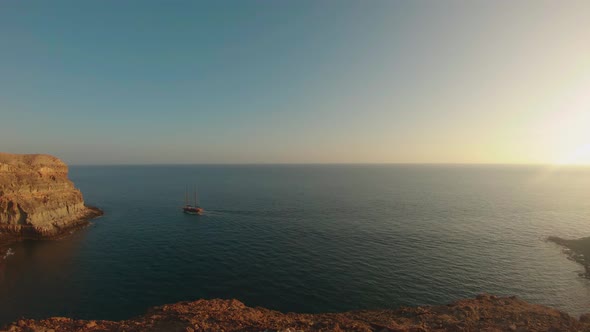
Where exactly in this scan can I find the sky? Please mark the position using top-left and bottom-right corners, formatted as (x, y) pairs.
(1, 1), (589, 165)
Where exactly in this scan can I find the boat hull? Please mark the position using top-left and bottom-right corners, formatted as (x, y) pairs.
(183, 207), (203, 215)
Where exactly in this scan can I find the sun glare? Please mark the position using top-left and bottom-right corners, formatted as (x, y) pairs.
(555, 143), (590, 165)
(546, 72), (590, 165)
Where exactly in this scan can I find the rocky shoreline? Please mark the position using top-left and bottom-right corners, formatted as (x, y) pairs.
(0, 205), (103, 246)
(0, 152), (103, 255)
(547, 235), (590, 278)
(3, 294), (590, 332)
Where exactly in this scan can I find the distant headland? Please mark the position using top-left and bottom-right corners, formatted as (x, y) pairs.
(0, 152), (102, 248)
(548, 235), (590, 279)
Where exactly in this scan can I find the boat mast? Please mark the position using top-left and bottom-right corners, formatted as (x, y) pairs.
(194, 185), (198, 206)
(185, 185), (188, 206)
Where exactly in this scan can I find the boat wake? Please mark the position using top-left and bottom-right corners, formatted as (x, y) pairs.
(212, 209), (299, 218)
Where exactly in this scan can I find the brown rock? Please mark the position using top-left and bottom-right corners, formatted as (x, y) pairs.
(2, 296), (590, 332)
(0, 152), (102, 243)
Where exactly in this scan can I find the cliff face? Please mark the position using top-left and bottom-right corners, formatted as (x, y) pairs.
(3, 295), (590, 332)
(0, 152), (101, 239)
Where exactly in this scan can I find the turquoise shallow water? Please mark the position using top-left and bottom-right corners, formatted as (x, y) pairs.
(1, 164), (590, 324)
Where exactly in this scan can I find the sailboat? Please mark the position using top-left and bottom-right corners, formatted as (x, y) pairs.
(183, 186), (204, 215)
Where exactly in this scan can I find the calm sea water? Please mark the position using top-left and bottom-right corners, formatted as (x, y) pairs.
(2, 165), (590, 324)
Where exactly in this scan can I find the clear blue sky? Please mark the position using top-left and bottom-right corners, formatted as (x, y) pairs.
(1, 1), (589, 164)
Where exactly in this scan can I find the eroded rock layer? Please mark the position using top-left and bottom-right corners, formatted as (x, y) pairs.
(3, 295), (590, 332)
(0, 152), (101, 239)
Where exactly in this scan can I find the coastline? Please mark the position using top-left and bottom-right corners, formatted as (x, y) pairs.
(3, 294), (590, 332)
(548, 236), (590, 278)
(0, 206), (103, 250)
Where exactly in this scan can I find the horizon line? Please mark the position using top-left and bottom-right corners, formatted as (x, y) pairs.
(68, 162), (590, 167)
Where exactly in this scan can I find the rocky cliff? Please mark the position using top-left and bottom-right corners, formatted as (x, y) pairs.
(0, 152), (101, 240)
(3, 294), (590, 332)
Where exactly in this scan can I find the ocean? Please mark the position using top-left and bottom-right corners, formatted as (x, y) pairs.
(1, 164), (590, 324)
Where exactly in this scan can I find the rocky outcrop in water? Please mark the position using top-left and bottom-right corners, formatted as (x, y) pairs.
(3, 295), (590, 332)
(548, 235), (590, 278)
(0, 152), (102, 242)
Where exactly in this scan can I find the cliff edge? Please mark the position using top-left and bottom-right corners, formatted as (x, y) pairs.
(3, 295), (590, 332)
(0, 152), (102, 242)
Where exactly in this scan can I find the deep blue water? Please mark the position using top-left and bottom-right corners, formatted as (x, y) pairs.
(2, 164), (590, 324)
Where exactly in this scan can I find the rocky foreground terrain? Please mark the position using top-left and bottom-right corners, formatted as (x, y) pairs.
(3, 294), (590, 332)
(0, 152), (101, 244)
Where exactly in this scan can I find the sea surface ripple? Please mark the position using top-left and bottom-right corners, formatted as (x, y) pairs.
(1, 165), (590, 324)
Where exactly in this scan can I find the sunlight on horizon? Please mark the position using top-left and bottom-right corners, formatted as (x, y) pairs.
(546, 71), (590, 166)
